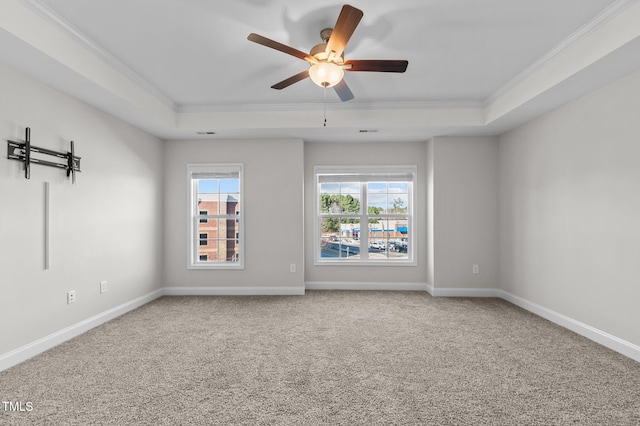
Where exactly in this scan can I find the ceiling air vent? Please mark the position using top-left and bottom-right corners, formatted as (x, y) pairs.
(197, 131), (216, 135)
(359, 129), (379, 133)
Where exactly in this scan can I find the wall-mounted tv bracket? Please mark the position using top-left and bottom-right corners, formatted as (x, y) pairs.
(7, 127), (81, 184)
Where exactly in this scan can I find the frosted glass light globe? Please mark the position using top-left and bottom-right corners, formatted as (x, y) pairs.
(309, 62), (344, 88)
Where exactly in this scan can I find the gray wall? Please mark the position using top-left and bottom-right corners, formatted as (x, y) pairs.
(163, 138), (305, 291)
(430, 136), (500, 292)
(499, 68), (640, 347)
(0, 63), (164, 355)
(304, 141), (428, 286)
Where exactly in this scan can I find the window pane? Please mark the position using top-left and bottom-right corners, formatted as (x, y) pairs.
(368, 193), (386, 214)
(388, 182), (408, 193)
(321, 218), (340, 239)
(319, 193), (339, 214)
(198, 179), (219, 193)
(367, 182), (387, 213)
(340, 193), (361, 215)
(390, 218), (409, 260)
(368, 217), (388, 259)
(320, 232), (339, 259)
(340, 218), (360, 258)
(198, 195), (219, 215)
(320, 218), (360, 259)
(388, 193), (409, 213)
(197, 217), (215, 239)
(367, 217), (410, 260)
(212, 218), (240, 242)
(198, 239), (218, 262)
(220, 178), (239, 194)
(319, 194), (361, 215)
(367, 182), (386, 192)
(340, 182), (359, 194)
(218, 194), (239, 216)
(320, 183), (340, 193)
(218, 238), (239, 262)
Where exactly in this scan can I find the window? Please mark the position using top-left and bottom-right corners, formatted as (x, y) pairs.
(188, 164), (244, 269)
(315, 165), (416, 265)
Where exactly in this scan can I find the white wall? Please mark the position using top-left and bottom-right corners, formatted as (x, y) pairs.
(0, 63), (164, 356)
(163, 138), (305, 293)
(304, 141), (428, 288)
(499, 68), (640, 347)
(430, 136), (500, 293)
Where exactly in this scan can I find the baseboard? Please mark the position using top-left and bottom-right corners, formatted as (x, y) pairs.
(425, 283), (434, 295)
(162, 286), (305, 296)
(430, 287), (502, 298)
(498, 290), (640, 363)
(0, 289), (163, 372)
(305, 282), (429, 291)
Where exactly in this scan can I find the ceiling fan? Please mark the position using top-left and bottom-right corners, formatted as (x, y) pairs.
(247, 4), (408, 102)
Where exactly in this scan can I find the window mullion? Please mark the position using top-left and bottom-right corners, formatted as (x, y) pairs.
(360, 182), (368, 261)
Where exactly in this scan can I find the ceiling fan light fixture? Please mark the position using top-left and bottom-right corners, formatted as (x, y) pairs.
(309, 62), (344, 88)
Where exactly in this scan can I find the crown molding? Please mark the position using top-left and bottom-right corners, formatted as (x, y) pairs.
(176, 100), (485, 114)
(485, 0), (638, 106)
(20, 0), (177, 110)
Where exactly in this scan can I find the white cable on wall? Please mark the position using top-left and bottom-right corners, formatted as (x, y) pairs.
(44, 181), (50, 270)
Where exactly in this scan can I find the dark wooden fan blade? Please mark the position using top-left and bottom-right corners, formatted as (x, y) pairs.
(345, 60), (409, 73)
(248, 33), (313, 62)
(325, 5), (363, 59)
(271, 70), (310, 90)
(333, 79), (354, 102)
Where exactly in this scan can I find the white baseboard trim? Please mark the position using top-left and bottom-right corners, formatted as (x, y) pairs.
(162, 286), (305, 296)
(498, 290), (640, 363)
(430, 287), (501, 298)
(305, 282), (429, 291)
(0, 289), (163, 372)
(425, 283), (434, 295)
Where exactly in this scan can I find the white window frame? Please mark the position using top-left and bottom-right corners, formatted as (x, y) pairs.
(314, 165), (417, 266)
(187, 163), (244, 269)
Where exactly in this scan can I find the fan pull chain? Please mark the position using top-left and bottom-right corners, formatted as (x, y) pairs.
(323, 85), (327, 127)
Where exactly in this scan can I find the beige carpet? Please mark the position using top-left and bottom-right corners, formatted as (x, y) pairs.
(1, 291), (639, 425)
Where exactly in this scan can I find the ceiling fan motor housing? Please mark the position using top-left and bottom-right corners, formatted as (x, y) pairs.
(311, 46), (344, 65)
(320, 28), (333, 43)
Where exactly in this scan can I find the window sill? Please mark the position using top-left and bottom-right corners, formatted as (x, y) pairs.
(314, 260), (416, 267)
(188, 263), (244, 270)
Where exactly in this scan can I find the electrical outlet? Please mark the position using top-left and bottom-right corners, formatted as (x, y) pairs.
(472, 264), (480, 274)
(290, 263), (296, 273)
(100, 281), (108, 294)
(67, 290), (76, 304)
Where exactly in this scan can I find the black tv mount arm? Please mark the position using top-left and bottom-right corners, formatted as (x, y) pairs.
(6, 127), (81, 184)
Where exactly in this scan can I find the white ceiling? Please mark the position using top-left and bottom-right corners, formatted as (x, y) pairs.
(1, 0), (640, 142)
